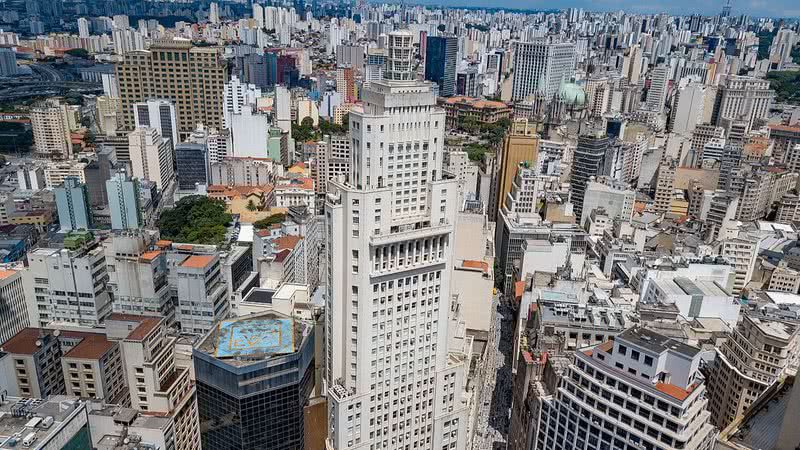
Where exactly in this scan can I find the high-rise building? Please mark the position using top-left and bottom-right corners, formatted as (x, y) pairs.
(621, 44), (644, 84)
(424, 35), (457, 97)
(528, 327), (718, 450)
(645, 64), (670, 113)
(209, 2), (220, 24)
(314, 133), (350, 196)
(77, 17), (90, 38)
(223, 75), (262, 127)
(671, 83), (711, 135)
(653, 160), (677, 214)
(335, 65), (356, 103)
(0, 47), (17, 76)
(209, 156), (281, 186)
(325, 30), (470, 450)
(31, 99), (78, 160)
(55, 177), (93, 232)
(194, 312), (315, 450)
(106, 171), (142, 230)
(23, 235), (112, 328)
(720, 235), (762, 295)
(570, 131), (610, 220)
(175, 142), (209, 190)
(492, 119), (540, 221)
(129, 127), (175, 190)
(134, 99), (178, 151)
(511, 39), (576, 102)
(712, 75), (774, 133)
(0, 268), (28, 346)
(705, 313), (800, 429)
(105, 314), (201, 449)
(176, 254), (229, 336)
(581, 176), (636, 226)
(116, 40), (227, 140)
(103, 232), (174, 324)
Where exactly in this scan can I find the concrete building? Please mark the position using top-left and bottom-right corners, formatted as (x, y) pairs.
(493, 119), (540, 220)
(129, 127), (174, 190)
(581, 177), (635, 226)
(23, 235), (112, 328)
(523, 327), (718, 450)
(720, 235), (762, 296)
(671, 83), (711, 135)
(0, 395), (91, 448)
(641, 276), (739, 324)
(769, 262), (800, 294)
(194, 312), (314, 450)
(133, 99), (178, 150)
(223, 75), (262, 128)
(116, 40), (227, 140)
(31, 100), (78, 160)
(175, 254), (228, 336)
(105, 314), (201, 449)
(713, 76), (774, 133)
(511, 39), (576, 102)
(314, 134), (350, 196)
(103, 233), (174, 325)
(705, 313), (800, 429)
(653, 161), (677, 214)
(324, 30), (470, 450)
(54, 177), (93, 232)
(646, 64), (670, 113)
(274, 177), (315, 211)
(175, 142), (209, 190)
(106, 172), (141, 230)
(0, 268), (28, 346)
(44, 161), (88, 190)
(210, 156), (281, 186)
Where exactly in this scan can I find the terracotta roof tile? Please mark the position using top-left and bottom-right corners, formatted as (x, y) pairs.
(139, 250), (161, 262)
(127, 318), (161, 341)
(655, 382), (691, 401)
(0, 269), (19, 280)
(181, 255), (215, 269)
(1, 328), (44, 354)
(274, 235), (302, 251)
(461, 260), (489, 273)
(155, 240), (172, 249)
(63, 334), (114, 360)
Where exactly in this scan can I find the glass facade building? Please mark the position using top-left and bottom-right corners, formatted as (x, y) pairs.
(424, 36), (457, 97)
(194, 313), (315, 450)
(175, 142), (209, 190)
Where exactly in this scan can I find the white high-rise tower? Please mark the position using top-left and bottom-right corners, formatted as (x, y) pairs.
(325, 29), (470, 450)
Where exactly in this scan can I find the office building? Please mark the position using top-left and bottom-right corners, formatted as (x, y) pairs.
(175, 142), (209, 190)
(23, 235), (112, 327)
(106, 172), (142, 230)
(581, 177), (636, 226)
(653, 161), (677, 214)
(645, 64), (670, 113)
(176, 254), (228, 336)
(570, 131), (610, 220)
(325, 30), (469, 450)
(129, 127), (174, 190)
(493, 119), (540, 220)
(0, 46), (17, 76)
(55, 177), (93, 232)
(527, 327), (717, 450)
(210, 156), (282, 186)
(705, 313), (800, 429)
(116, 40), (227, 140)
(134, 99), (178, 150)
(105, 314), (201, 449)
(0, 268), (28, 346)
(223, 75), (262, 127)
(720, 235), (761, 295)
(424, 35), (457, 97)
(194, 312), (315, 450)
(314, 133), (351, 195)
(511, 39), (576, 102)
(712, 76), (774, 133)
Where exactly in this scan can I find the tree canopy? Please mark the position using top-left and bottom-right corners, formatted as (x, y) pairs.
(157, 196), (232, 246)
(253, 213), (286, 229)
(766, 70), (800, 105)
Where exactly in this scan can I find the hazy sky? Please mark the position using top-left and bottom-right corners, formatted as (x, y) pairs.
(411, 0), (800, 19)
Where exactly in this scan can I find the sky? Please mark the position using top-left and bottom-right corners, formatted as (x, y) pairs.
(410, 0), (800, 19)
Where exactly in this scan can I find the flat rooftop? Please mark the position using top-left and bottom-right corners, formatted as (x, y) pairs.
(197, 312), (309, 366)
(618, 326), (700, 358)
(0, 396), (83, 449)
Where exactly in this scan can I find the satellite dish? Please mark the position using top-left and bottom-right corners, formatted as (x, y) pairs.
(52, 330), (61, 337)
(35, 340), (42, 347)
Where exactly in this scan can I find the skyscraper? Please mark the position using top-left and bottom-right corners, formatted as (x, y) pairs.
(116, 40), (227, 140)
(106, 171), (142, 230)
(55, 177), (93, 232)
(129, 127), (174, 190)
(325, 30), (469, 450)
(175, 142), (209, 190)
(511, 39), (576, 102)
(492, 119), (540, 221)
(712, 75), (774, 133)
(646, 64), (670, 113)
(570, 131), (610, 220)
(134, 99), (178, 150)
(424, 35), (457, 97)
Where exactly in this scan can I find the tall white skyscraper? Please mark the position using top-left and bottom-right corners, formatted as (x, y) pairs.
(77, 17), (90, 38)
(511, 38), (576, 102)
(325, 30), (469, 450)
(134, 99), (178, 151)
(646, 64), (670, 113)
(223, 75), (262, 128)
(209, 2), (220, 24)
(128, 126), (174, 190)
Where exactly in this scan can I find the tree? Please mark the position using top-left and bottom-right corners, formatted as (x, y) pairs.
(157, 196), (232, 245)
(246, 199), (258, 211)
(253, 213), (286, 229)
(65, 48), (90, 59)
(459, 115), (480, 134)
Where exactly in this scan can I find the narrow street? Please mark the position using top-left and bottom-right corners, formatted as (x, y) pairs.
(473, 294), (516, 450)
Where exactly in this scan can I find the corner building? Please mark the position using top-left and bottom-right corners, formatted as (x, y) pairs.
(325, 30), (469, 450)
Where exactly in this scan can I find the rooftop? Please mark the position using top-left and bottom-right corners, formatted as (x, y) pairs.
(618, 326), (700, 358)
(181, 254), (215, 269)
(196, 312), (310, 367)
(0, 396), (84, 449)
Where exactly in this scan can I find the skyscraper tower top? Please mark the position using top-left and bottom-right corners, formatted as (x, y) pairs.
(384, 29), (414, 82)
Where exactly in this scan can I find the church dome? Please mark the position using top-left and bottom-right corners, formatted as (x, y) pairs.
(558, 82), (586, 108)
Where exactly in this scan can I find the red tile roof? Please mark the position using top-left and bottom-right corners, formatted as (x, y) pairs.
(0, 269), (19, 280)
(63, 334), (114, 360)
(655, 382), (691, 401)
(127, 318), (161, 341)
(461, 260), (489, 273)
(139, 250), (161, 262)
(274, 235), (302, 251)
(1, 328), (45, 354)
(181, 255), (215, 269)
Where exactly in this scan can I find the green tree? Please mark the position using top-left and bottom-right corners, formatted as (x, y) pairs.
(253, 213), (286, 229)
(460, 115), (480, 134)
(157, 196), (232, 245)
(246, 199), (258, 211)
(65, 48), (90, 58)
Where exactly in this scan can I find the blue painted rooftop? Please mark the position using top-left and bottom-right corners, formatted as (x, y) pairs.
(214, 317), (295, 358)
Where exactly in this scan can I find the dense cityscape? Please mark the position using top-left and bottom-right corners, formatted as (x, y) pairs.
(0, 0), (798, 449)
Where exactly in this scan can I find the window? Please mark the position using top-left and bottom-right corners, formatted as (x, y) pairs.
(630, 350), (640, 361)
(617, 345), (627, 356)
(644, 355), (653, 366)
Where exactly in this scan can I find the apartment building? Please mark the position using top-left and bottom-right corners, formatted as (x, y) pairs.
(175, 254), (228, 336)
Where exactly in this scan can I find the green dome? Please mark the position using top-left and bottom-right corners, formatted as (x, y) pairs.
(558, 82), (586, 107)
